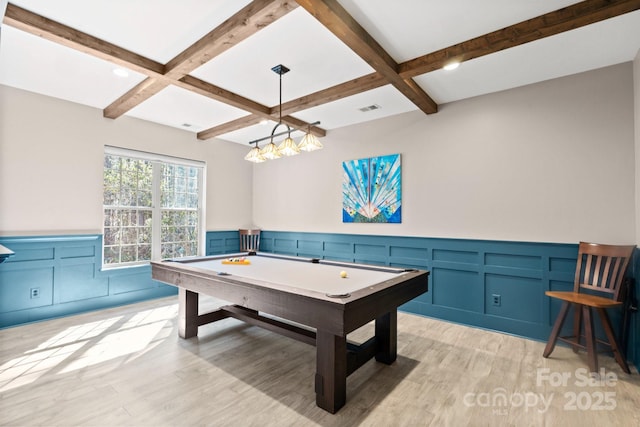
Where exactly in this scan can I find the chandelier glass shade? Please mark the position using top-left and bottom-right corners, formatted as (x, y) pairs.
(297, 132), (323, 152)
(260, 140), (282, 160)
(278, 134), (300, 156)
(244, 144), (266, 163)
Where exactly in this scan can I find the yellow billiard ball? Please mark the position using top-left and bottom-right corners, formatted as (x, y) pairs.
(340, 271), (348, 278)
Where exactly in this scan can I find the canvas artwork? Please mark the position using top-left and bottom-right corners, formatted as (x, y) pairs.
(342, 153), (401, 223)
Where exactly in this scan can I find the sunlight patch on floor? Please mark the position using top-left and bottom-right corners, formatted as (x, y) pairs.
(0, 304), (179, 392)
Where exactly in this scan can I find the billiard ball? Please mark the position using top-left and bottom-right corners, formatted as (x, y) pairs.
(340, 271), (348, 278)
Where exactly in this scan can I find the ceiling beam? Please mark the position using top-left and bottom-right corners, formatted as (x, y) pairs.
(294, 0), (438, 114)
(165, 0), (298, 79)
(3, 3), (165, 77)
(197, 72), (386, 139)
(277, 72), (387, 116)
(197, 114), (325, 141)
(106, 0), (298, 118)
(103, 78), (166, 119)
(195, 0), (640, 137)
(176, 75), (271, 116)
(398, 0), (640, 78)
(176, 75), (325, 136)
(197, 115), (264, 141)
(3, 1), (324, 138)
(5, 0), (639, 142)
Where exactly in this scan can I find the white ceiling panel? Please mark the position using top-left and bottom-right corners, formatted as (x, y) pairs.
(293, 85), (417, 130)
(126, 85), (249, 134)
(8, 0), (253, 63)
(191, 7), (374, 106)
(1, 0), (639, 145)
(338, 0), (582, 62)
(0, 25), (147, 108)
(415, 10), (640, 104)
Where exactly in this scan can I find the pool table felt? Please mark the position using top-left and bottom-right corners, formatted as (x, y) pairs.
(187, 255), (402, 296)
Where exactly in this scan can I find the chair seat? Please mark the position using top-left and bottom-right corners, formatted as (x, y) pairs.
(545, 291), (622, 309)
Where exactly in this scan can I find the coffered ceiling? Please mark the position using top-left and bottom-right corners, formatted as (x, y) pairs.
(2, 0), (640, 146)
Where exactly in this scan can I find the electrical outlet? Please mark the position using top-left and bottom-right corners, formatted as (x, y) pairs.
(30, 287), (40, 299)
(492, 294), (501, 307)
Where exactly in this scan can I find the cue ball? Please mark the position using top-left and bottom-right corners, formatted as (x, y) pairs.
(340, 271), (348, 278)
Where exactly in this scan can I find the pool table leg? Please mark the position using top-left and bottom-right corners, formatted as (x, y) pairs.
(375, 310), (397, 364)
(178, 288), (199, 339)
(315, 330), (347, 414)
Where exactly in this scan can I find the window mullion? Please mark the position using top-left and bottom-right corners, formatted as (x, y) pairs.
(197, 167), (205, 256)
(151, 162), (162, 261)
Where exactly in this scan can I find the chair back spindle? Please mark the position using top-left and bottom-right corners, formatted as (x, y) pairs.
(239, 229), (261, 252)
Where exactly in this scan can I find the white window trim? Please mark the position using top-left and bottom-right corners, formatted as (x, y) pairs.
(103, 146), (206, 269)
(105, 145), (205, 169)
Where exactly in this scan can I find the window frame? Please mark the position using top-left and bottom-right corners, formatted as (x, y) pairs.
(103, 146), (206, 269)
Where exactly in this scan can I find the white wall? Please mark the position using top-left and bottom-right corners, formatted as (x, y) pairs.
(0, 85), (253, 235)
(254, 63), (636, 245)
(1, 63), (636, 245)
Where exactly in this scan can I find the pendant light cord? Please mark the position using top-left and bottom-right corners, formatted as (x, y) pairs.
(278, 71), (283, 125)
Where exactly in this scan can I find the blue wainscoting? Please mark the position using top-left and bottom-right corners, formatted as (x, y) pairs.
(206, 230), (639, 371)
(205, 230), (246, 255)
(2, 231), (637, 371)
(0, 235), (176, 329)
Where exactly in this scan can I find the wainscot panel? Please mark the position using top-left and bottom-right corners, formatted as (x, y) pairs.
(432, 268), (482, 312)
(0, 266), (54, 312)
(58, 263), (108, 303)
(205, 230), (638, 370)
(205, 230), (245, 255)
(0, 235), (177, 329)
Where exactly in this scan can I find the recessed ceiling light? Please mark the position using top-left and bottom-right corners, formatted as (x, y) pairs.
(112, 68), (129, 77)
(259, 119), (269, 125)
(443, 62), (460, 71)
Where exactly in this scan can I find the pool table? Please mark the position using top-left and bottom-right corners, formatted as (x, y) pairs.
(0, 244), (14, 264)
(151, 252), (429, 413)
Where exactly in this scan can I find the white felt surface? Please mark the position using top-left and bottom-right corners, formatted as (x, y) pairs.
(188, 255), (402, 296)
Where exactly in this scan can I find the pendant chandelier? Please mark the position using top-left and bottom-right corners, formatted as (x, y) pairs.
(244, 64), (323, 163)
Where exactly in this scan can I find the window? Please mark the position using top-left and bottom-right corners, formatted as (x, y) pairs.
(103, 147), (204, 267)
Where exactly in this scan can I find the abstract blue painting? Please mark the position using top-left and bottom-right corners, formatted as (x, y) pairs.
(342, 153), (401, 223)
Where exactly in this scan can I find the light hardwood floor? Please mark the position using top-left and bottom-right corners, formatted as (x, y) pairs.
(1, 296), (639, 427)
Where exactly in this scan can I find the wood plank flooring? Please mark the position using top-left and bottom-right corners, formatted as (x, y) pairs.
(1, 296), (638, 426)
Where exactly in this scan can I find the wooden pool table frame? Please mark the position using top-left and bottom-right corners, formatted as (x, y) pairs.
(151, 252), (429, 413)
